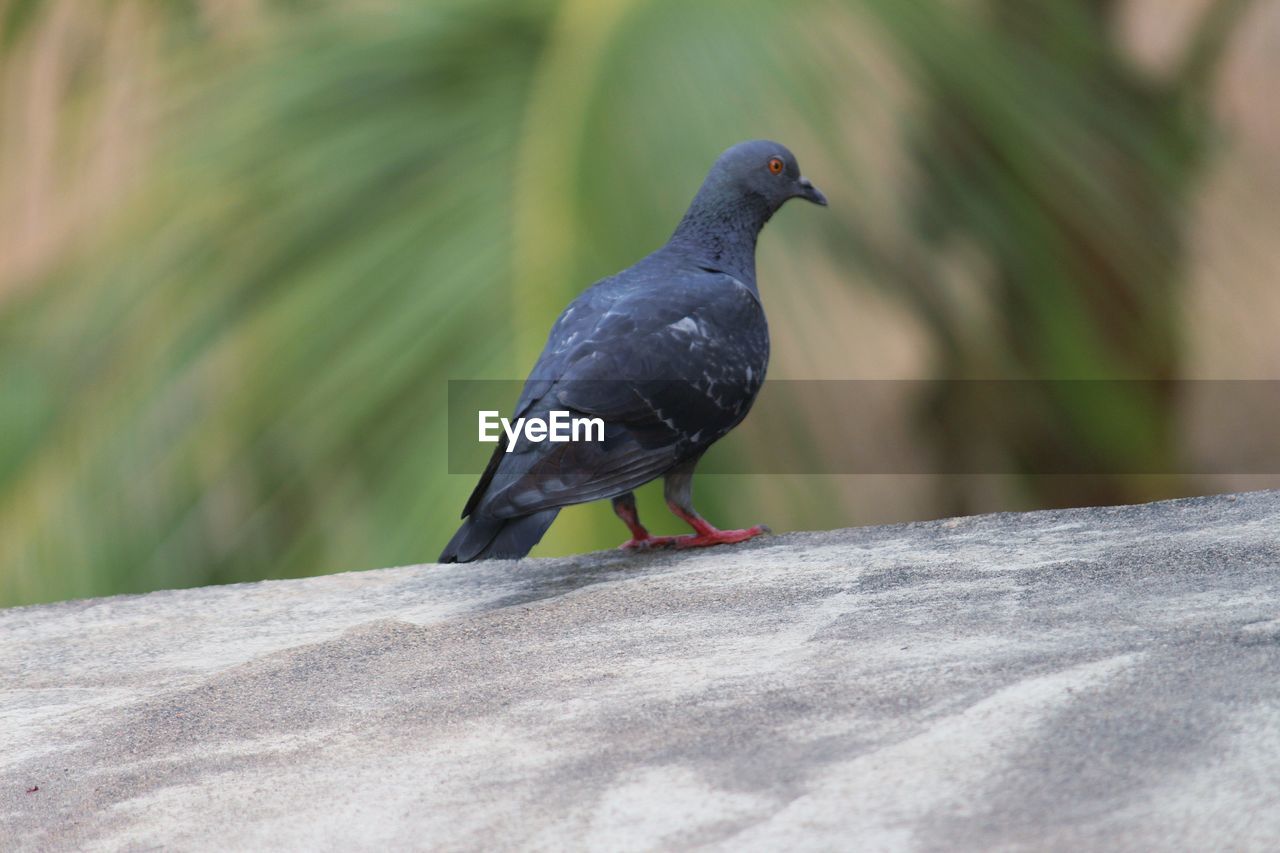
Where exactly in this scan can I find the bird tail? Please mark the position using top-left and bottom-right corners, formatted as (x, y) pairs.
(438, 509), (559, 563)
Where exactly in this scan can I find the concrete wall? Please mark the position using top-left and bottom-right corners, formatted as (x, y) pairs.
(3, 491), (1279, 850)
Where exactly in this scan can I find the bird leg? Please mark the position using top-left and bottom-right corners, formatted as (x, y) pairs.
(667, 504), (768, 548)
(612, 493), (677, 550)
(663, 462), (768, 549)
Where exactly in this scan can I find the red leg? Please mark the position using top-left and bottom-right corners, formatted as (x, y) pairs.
(613, 494), (677, 551)
(667, 503), (768, 549)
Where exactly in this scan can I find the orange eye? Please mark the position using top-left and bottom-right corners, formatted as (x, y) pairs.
(768, 157), (784, 175)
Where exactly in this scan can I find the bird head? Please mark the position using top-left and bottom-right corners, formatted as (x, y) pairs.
(711, 139), (828, 211)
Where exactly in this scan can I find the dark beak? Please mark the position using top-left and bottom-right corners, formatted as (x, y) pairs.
(797, 176), (828, 207)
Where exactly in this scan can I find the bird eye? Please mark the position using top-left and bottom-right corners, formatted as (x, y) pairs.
(767, 157), (784, 175)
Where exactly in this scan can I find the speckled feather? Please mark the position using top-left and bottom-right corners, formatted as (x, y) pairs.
(473, 257), (770, 520)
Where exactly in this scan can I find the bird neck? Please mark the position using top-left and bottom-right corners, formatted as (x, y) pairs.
(668, 182), (773, 285)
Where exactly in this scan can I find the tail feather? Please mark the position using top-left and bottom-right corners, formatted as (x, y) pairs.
(438, 509), (560, 563)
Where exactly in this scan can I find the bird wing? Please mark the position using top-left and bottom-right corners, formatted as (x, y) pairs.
(464, 267), (768, 519)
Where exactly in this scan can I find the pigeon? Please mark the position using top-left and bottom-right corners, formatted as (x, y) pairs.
(440, 139), (827, 562)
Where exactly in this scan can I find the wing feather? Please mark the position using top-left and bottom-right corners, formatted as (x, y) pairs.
(468, 266), (768, 519)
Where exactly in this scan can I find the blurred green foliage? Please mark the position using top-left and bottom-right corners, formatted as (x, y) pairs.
(869, 0), (1251, 513)
(0, 0), (1253, 606)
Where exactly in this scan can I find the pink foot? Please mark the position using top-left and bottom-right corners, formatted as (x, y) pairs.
(673, 525), (769, 549)
(619, 535), (679, 551)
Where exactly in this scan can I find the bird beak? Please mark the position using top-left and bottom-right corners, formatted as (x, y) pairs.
(797, 176), (828, 207)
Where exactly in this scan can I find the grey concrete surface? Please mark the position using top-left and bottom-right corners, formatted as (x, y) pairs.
(3, 491), (1280, 851)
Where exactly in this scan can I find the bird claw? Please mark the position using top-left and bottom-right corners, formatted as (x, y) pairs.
(672, 524), (769, 549)
(618, 535), (678, 551)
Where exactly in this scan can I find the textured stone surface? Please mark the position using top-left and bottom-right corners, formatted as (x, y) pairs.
(3, 491), (1280, 851)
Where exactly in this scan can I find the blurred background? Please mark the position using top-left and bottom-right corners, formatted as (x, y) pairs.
(2, 0), (1278, 607)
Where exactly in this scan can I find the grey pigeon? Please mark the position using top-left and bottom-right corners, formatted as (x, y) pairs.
(440, 139), (826, 562)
